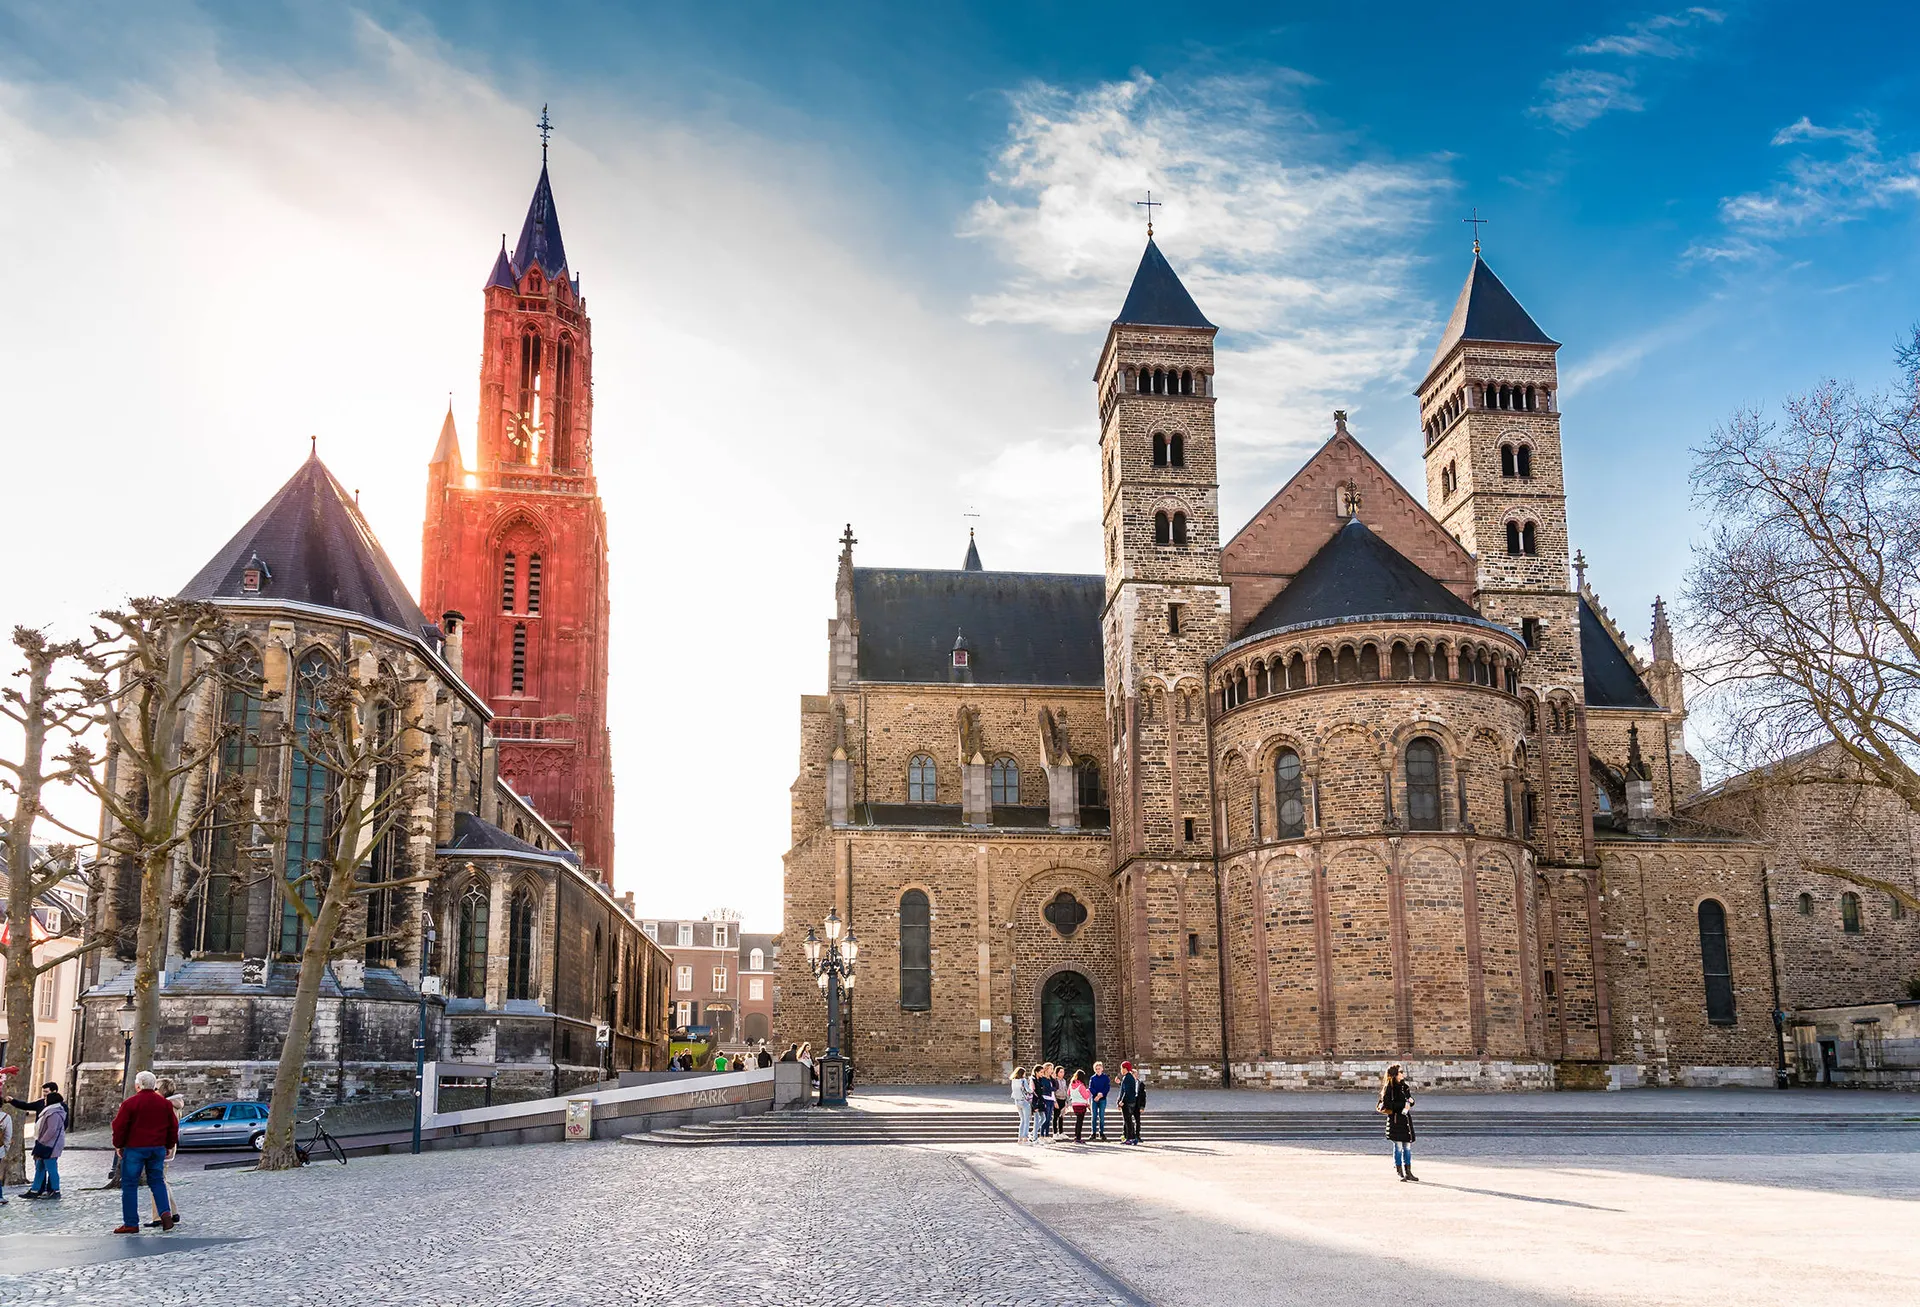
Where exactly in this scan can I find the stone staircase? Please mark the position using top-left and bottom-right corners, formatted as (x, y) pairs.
(622, 1106), (1920, 1148)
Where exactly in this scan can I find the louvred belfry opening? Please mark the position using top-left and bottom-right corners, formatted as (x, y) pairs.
(420, 143), (616, 884)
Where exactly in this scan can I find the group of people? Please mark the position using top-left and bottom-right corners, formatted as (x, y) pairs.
(710, 1043), (780, 1072)
(1010, 1061), (1145, 1145)
(2, 1067), (191, 1232)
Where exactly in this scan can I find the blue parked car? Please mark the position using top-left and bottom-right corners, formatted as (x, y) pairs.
(176, 1100), (271, 1150)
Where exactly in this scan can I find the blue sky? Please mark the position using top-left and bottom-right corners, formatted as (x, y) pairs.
(3, 2), (1917, 925)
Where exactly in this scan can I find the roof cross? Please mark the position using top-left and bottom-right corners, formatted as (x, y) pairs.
(1136, 190), (1162, 238)
(1464, 208), (1490, 255)
(839, 523), (857, 552)
(538, 104), (553, 163)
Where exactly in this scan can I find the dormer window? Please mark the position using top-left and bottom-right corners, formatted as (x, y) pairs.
(952, 648), (969, 669)
(240, 553), (271, 595)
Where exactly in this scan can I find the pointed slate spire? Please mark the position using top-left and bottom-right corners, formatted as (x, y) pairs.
(1114, 238), (1213, 329)
(511, 164), (568, 278)
(485, 234), (516, 290)
(963, 528), (983, 571)
(1427, 254), (1556, 375)
(430, 404), (462, 470)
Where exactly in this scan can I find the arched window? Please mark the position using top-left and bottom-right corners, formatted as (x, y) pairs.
(1797, 892), (1814, 916)
(457, 881), (489, 1000)
(1405, 737), (1443, 831)
(1169, 433), (1185, 467)
(1359, 642), (1381, 681)
(1841, 891), (1862, 933)
(193, 647), (265, 954)
(1077, 757), (1102, 807)
(1522, 522), (1538, 556)
(1287, 652), (1307, 689)
(552, 337), (574, 468)
(750, 947), (765, 971)
(1336, 646), (1359, 683)
(512, 624), (527, 693)
(1154, 511), (1172, 546)
(1153, 433), (1168, 466)
(506, 887), (535, 1002)
(908, 754), (937, 803)
(1501, 443), (1516, 477)
(280, 651), (333, 956)
(1181, 369), (1193, 395)
(1524, 697), (1538, 733)
(899, 889), (931, 1010)
(515, 332), (544, 464)
(1390, 642), (1412, 680)
(1171, 512), (1189, 545)
(1698, 899), (1736, 1024)
(527, 554), (542, 615)
(990, 757), (1020, 806)
(1274, 750), (1306, 839)
(1506, 521), (1523, 555)
(1315, 649), (1335, 684)
(1412, 644), (1433, 680)
(1516, 445), (1533, 477)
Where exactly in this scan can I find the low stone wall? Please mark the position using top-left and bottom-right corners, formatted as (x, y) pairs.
(1229, 1057), (1554, 1092)
(1788, 1000), (1920, 1089)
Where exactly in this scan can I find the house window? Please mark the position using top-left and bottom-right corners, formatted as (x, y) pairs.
(899, 889), (932, 1011)
(713, 967), (728, 993)
(713, 924), (728, 948)
(990, 757), (1020, 806)
(908, 754), (937, 803)
(750, 977), (764, 1000)
(1699, 899), (1736, 1025)
(643, 922), (658, 940)
(1841, 892), (1862, 933)
(457, 883), (489, 1000)
(676, 965), (693, 991)
(506, 888), (535, 1002)
(1405, 737), (1443, 831)
(678, 923), (693, 947)
(675, 1001), (692, 1027)
(1274, 749), (1306, 839)
(36, 969), (58, 1020)
(750, 947), (765, 971)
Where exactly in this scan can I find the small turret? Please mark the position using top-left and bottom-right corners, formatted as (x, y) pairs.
(1647, 596), (1685, 712)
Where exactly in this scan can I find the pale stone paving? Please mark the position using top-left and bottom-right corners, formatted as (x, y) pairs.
(0, 1144), (1130, 1307)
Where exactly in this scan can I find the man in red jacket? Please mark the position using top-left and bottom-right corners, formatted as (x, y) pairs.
(110, 1070), (178, 1233)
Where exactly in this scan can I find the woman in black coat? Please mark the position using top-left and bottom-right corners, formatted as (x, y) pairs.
(1376, 1064), (1418, 1181)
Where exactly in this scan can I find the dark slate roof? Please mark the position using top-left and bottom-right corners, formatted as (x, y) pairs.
(1242, 518), (1483, 638)
(485, 236), (516, 290)
(511, 163), (567, 278)
(443, 810), (581, 864)
(1580, 596), (1660, 709)
(1426, 255), (1557, 376)
(180, 453), (432, 639)
(963, 533), (983, 571)
(1115, 238), (1214, 329)
(851, 568), (1104, 685)
(87, 960), (417, 1001)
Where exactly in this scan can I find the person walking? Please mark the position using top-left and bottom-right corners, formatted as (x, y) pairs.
(8, 1082), (69, 1199)
(778, 1043), (799, 1063)
(1011, 1066), (1033, 1143)
(145, 1081), (184, 1229)
(111, 1071), (178, 1233)
(1088, 1062), (1111, 1141)
(757, 1044), (774, 1069)
(1118, 1061), (1142, 1145)
(1068, 1071), (1092, 1143)
(1378, 1064), (1418, 1181)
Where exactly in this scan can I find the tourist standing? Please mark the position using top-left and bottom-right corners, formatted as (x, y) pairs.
(110, 1071), (178, 1234)
(1118, 1061), (1141, 1145)
(1036, 1064), (1056, 1140)
(1378, 1064), (1418, 1181)
(1011, 1066), (1033, 1143)
(11, 1084), (68, 1199)
(757, 1044), (774, 1069)
(1088, 1062), (1111, 1141)
(714, 1051), (730, 1072)
(1068, 1071), (1091, 1143)
(798, 1043), (815, 1084)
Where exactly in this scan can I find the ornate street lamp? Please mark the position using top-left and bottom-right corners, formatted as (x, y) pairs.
(412, 919), (441, 1155)
(804, 912), (857, 1105)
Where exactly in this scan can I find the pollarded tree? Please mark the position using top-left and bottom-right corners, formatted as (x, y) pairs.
(257, 658), (432, 1172)
(1685, 328), (1920, 914)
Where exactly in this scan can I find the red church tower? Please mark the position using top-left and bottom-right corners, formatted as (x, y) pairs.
(421, 143), (615, 884)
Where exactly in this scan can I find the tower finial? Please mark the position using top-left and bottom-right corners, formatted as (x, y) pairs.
(1464, 207), (1489, 256)
(1573, 549), (1587, 591)
(1136, 189), (1161, 239)
(310, 434), (317, 457)
(538, 104), (553, 164)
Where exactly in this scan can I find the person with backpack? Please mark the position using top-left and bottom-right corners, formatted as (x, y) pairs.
(1118, 1061), (1143, 1145)
(1378, 1063), (1418, 1181)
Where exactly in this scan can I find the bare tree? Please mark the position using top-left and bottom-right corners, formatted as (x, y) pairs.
(63, 599), (248, 1090)
(1686, 328), (1920, 910)
(257, 661), (431, 1172)
(0, 627), (101, 1185)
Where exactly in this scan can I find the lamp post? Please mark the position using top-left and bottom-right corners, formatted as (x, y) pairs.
(412, 920), (439, 1156)
(109, 994), (136, 1185)
(803, 909), (858, 1106)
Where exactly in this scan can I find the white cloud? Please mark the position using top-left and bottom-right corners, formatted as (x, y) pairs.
(1533, 8), (1724, 131)
(1687, 116), (1920, 263)
(961, 72), (1450, 499)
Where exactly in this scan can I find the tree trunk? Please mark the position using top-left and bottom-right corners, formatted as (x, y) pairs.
(258, 886), (348, 1171)
(3, 643), (52, 1186)
(126, 847), (172, 1092)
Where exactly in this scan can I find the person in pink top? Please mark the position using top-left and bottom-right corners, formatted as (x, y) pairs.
(1067, 1070), (1093, 1143)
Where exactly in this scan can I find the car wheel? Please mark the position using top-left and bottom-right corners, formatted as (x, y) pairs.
(250, 1132), (265, 1152)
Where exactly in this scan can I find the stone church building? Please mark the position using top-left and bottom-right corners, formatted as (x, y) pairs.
(785, 237), (1793, 1090)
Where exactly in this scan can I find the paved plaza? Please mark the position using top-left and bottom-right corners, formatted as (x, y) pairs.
(4, 1092), (1917, 1305)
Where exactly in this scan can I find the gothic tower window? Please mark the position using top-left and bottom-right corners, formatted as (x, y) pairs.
(527, 554), (542, 614)
(1153, 433), (1168, 466)
(1698, 899), (1736, 1025)
(1517, 444), (1532, 477)
(1154, 511), (1171, 545)
(552, 337), (574, 470)
(193, 645), (265, 954)
(898, 889), (931, 1010)
(1076, 757), (1102, 807)
(1405, 737), (1443, 831)
(1501, 443), (1517, 477)
(1841, 891), (1862, 933)
(512, 624), (528, 693)
(281, 650), (334, 956)
(990, 757), (1020, 806)
(1274, 750), (1306, 839)
(457, 881), (490, 1000)
(1169, 433), (1185, 466)
(364, 688), (402, 965)
(908, 754), (937, 803)
(507, 887), (535, 1002)
(1171, 511), (1189, 545)
(516, 332), (544, 464)
(501, 553), (517, 612)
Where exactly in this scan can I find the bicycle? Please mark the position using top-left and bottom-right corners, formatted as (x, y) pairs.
(294, 1109), (349, 1166)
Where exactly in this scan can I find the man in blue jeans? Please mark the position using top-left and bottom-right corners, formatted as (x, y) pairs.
(1088, 1062), (1111, 1141)
(110, 1071), (178, 1233)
